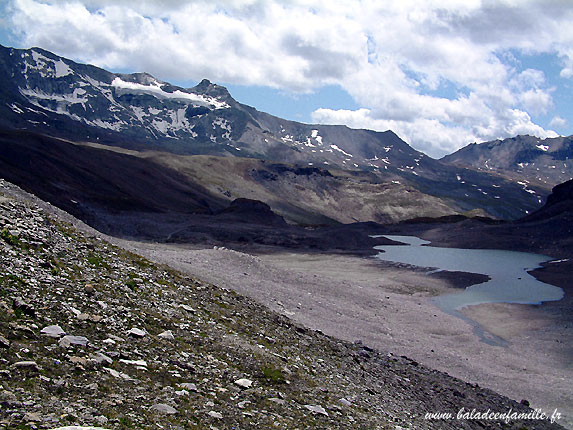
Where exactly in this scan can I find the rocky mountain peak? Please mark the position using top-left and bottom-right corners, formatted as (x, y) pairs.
(442, 134), (573, 191)
(193, 78), (233, 102)
(116, 72), (161, 86)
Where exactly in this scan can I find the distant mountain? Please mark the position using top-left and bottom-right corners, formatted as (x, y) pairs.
(0, 44), (423, 170)
(441, 135), (573, 192)
(0, 44), (557, 222)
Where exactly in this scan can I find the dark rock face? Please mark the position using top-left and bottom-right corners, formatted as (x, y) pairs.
(216, 198), (287, 226)
(546, 179), (573, 208)
(518, 179), (573, 226)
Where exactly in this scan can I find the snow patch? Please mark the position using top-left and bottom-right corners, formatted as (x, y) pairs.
(305, 138), (316, 147)
(8, 103), (24, 114)
(131, 106), (147, 122)
(54, 59), (73, 78)
(20, 88), (88, 106)
(112, 78), (229, 109)
(330, 144), (353, 157)
(91, 118), (123, 131)
(212, 118), (232, 139)
(536, 144), (549, 152)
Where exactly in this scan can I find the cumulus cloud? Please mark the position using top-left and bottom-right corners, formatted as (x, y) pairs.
(312, 106), (558, 158)
(5, 0), (573, 156)
(549, 115), (568, 129)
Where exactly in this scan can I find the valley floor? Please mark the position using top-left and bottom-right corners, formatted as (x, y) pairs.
(114, 240), (573, 429)
(1, 177), (570, 429)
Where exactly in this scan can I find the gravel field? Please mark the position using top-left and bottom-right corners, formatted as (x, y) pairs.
(116, 240), (573, 429)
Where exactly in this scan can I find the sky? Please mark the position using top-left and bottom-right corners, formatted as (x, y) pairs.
(1, 0), (572, 158)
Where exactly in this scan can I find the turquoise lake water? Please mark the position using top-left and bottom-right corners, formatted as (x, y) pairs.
(372, 235), (565, 345)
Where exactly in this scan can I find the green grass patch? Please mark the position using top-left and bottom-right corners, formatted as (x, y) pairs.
(119, 416), (135, 429)
(0, 274), (26, 297)
(1, 228), (23, 248)
(262, 366), (286, 384)
(86, 252), (109, 268)
(125, 279), (138, 291)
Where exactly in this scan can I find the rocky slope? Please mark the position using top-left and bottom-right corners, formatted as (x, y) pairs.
(519, 179), (573, 224)
(0, 180), (566, 430)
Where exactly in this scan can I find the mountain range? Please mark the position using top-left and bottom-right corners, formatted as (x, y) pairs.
(0, 44), (571, 237)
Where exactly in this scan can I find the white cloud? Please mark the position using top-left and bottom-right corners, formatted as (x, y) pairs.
(6, 0), (573, 156)
(312, 105), (559, 158)
(549, 115), (567, 129)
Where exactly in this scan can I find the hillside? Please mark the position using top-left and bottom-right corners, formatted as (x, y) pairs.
(1, 179), (566, 429)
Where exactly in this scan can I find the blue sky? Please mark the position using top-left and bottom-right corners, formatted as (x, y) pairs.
(1, 0), (572, 158)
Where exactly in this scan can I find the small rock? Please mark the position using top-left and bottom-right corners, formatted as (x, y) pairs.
(59, 335), (89, 347)
(127, 327), (146, 338)
(234, 378), (253, 389)
(12, 297), (35, 317)
(23, 412), (42, 422)
(97, 300), (108, 309)
(119, 359), (147, 368)
(103, 367), (132, 380)
(151, 403), (177, 415)
(84, 284), (95, 295)
(268, 397), (286, 405)
(12, 361), (39, 371)
(158, 330), (174, 340)
(0, 389), (18, 406)
(0, 334), (10, 348)
(208, 411), (223, 419)
(49, 426), (112, 430)
(94, 415), (109, 425)
(180, 304), (196, 313)
(179, 382), (197, 392)
(90, 352), (113, 365)
(175, 389), (189, 396)
(40, 325), (66, 338)
(69, 356), (88, 366)
(304, 404), (329, 416)
(339, 397), (352, 407)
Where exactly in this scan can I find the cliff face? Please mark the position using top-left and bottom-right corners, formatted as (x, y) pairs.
(519, 179), (573, 225)
(0, 179), (565, 429)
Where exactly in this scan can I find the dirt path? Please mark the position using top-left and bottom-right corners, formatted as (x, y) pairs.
(114, 240), (573, 429)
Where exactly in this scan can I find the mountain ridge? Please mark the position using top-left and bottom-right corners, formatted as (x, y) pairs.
(0, 44), (567, 223)
(442, 134), (573, 192)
